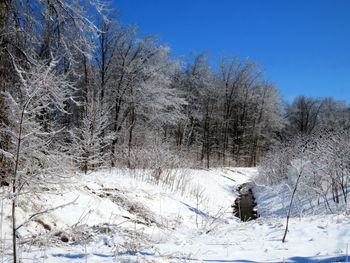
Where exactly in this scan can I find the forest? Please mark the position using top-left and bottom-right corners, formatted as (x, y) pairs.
(1, 0), (350, 261)
(2, 0), (349, 174)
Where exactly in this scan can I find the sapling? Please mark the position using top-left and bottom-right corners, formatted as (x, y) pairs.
(282, 162), (303, 243)
(194, 183), (205, 228)
(4, 56), (72, 262)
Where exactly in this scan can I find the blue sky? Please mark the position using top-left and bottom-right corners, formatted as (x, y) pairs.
(113, 0), (350, 103)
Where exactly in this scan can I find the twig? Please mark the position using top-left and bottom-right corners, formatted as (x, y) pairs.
(16, 196), (79, 231)
(282, 169), (303, 243)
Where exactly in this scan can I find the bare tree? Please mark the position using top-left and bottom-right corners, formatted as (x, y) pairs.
(318, 97), (350, 131)
(173, 53), (213, 165)
(214, 56), (284, 166)
(0, 0), (9, 184)
(103, 33), (184, 167)
(286, 96), (323, 135)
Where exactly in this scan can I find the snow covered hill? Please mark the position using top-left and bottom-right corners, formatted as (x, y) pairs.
(1, 167), (349, 262)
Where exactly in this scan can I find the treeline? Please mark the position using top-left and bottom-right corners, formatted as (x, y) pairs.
(1, 0), (350, 180)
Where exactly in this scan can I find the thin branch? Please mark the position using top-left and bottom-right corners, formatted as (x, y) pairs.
(15, 196), (79, 231)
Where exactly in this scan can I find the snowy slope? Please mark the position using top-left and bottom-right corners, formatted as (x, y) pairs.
(1, 167), (350, 262)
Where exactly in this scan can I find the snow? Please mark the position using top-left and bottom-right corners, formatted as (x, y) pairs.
(1, 167), (350, 262)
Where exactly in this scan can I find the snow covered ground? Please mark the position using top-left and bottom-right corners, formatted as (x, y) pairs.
(1, 167), (350, 262)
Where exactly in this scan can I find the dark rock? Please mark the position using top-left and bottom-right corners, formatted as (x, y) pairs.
(60, 235), (69, 242)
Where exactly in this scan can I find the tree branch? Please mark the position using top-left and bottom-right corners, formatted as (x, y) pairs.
(15, 196), (79, 231)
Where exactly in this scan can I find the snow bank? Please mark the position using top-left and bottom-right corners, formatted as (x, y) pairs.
(1, 167), (349, 263)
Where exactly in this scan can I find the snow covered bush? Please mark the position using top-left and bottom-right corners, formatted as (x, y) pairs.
(112, 138), (192, 193)
(256, 131), (350, 218)
(257, 141), (294, 185)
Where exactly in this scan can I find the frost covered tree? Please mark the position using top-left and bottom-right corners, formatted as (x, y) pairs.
(308, 130), (350, 206)
(285, 96), (323, 135)
(0, 0), (10, 183)
(2, 57), (73, 262)
(100, 32), (184, 167)
(247, 82), (284, 165)
(258, 129), (350, 225)
(178, 53), (215, 166)
(318, 97), (350, 131)
(216, 56), (261, 164)
(213, 55), (284, 166)
(0, 0), (107, 260)
(174, 53), (212, 150)
(70, 80), (113, 173)
(0, 0), (106, 185)
(95, 12), (123, 101)
(170, 54), (285, 167)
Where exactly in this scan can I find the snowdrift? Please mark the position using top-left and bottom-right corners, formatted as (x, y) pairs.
(1, 167), (349, 262)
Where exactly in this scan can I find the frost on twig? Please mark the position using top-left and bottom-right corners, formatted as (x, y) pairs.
(16, 196), (79, 231)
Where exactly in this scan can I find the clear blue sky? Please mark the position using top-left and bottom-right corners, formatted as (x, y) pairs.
(113, 0), (350, 103)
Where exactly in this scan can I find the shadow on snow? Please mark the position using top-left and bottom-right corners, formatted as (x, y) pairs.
(161, 193), (217, 220)
(52, 251), (348, 262)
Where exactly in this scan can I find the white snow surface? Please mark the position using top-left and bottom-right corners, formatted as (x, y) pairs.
(1, 167), (350, 262)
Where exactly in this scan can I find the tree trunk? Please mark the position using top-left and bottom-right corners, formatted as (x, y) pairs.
(282, 169), (302, 243)
(0, 0), (8, 93)
(11, 105), (26, 263)
(12, 191), (16, 263)
(0, 0), (9, 181)
(127, 105), (135, 169)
